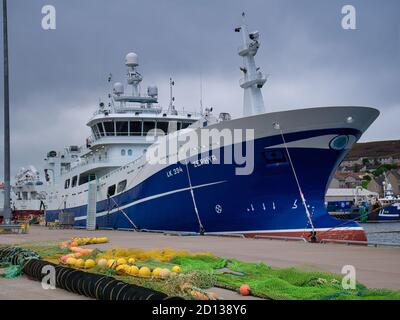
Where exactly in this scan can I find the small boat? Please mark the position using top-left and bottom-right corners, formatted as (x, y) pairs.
(11, 166), (46, 223)
(373, 179), (400, 222)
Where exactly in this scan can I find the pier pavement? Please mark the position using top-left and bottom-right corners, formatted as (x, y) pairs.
(1, 226), (399, 299)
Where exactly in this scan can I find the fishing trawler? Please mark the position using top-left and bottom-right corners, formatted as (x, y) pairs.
(11, 166), (46, 221)
(374, 180), (400, 221)
(326, 178), (400, 222)
(44, 16), (379, 242)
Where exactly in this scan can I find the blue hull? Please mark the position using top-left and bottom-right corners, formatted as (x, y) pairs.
(377, 205), (400, 221)
(46, 128), (366, 241)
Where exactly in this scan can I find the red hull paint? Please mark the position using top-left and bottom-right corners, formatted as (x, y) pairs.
(244, 229), (368, 242)
(12, 210), (44, 221)
(13, 210), (43, 216)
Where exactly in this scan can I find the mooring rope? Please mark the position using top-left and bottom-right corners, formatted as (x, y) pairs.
(279, 128), (316, 238)
(108, 196), (139, 231)
(184, 160), (205, 235)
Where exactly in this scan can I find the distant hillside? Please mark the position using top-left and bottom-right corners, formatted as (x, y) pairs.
(346, 140), (400, 160)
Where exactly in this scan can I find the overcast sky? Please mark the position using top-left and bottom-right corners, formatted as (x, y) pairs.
(0, 0), (399, 180)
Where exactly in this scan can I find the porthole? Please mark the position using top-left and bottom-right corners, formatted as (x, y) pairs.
(330, 135), (349, 150)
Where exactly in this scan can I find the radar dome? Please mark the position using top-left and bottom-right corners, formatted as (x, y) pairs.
(125, 52), (139, 67)
(113, 82), (124, 95)
(147, 85), (158, 98)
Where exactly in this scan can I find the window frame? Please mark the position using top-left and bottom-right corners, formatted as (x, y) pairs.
(107, 184), (116, 197)
(71, 176), (78, 188)
(103, 121), (115, 136)
(64, 179), (71, 189)
(117, 180), (127, 193)
(129, 120), (143, 136)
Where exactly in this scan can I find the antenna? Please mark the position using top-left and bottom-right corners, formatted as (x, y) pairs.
(168, 77), (175, 113)
(200, 73), (204, 116)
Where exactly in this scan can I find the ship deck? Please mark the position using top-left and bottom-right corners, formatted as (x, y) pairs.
(1, 226), (400, 299)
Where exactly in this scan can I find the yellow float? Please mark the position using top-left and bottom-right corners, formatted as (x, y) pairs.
(97, 258), (108, 268)
(152, 268), (162, 277)
(128, 265), (139, 276)
(138, 266), (151, 277)
(116, 258), (127, 266)
(172, 266), (181, 273)
(84, 259), (96, 269)
(107, 259), (117, 269)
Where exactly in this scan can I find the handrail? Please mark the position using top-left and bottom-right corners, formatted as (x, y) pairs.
(92, 108), (202, 118)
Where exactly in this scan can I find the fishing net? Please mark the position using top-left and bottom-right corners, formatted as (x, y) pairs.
(215, 260), (400, 300)
(96, 247), (214, 263)
(13, 242), (400, 300)
(171, 255), (227, 272)
(0, 246), (182, 300)
(0, 265), (23, 279)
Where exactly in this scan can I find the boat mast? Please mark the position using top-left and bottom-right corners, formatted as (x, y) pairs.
(168, 77), (175, 114)
(236, 12), (267, 116)
(2, 0), (11, 224)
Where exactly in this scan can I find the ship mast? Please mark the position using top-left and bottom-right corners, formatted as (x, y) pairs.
(236, 12), (267, 116)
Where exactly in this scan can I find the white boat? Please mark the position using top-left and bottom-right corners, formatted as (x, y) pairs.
(11, 166), (46, 221)
(38, 15), (379, 241)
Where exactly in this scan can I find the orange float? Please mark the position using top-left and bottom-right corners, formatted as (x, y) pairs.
(239, 284), (251, 296)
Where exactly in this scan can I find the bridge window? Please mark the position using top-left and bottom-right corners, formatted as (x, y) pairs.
(92, 126), (100, 139)
(103, 121), (115, 136)
(156, 121), (169, 135)
(121, 149), (126, 156)
(116, 121), (129, 136)
(129, 121), (142, 136)
(143, 121), (156, 135)
(127, 149), (133, 156)
(64, 179), (70, 189)
(71, 176), (78, 188)
(97, 123), (105, 137)
(181, 122), (191, 129)
(79, 174), (96, 186)
(117, 180), (127, 193)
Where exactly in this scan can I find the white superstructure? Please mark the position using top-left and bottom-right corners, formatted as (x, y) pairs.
(44, 51), (212, 214)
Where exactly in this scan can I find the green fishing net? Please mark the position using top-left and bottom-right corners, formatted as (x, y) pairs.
(0, 265), (23, 279)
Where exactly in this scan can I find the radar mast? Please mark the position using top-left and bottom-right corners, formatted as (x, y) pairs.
(236, 12), (267, 116)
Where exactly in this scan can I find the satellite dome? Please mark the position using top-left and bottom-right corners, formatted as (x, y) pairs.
(125, 52), (139, 67)
(147, 85), (158, 98)
(113, 82), (124, 95)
